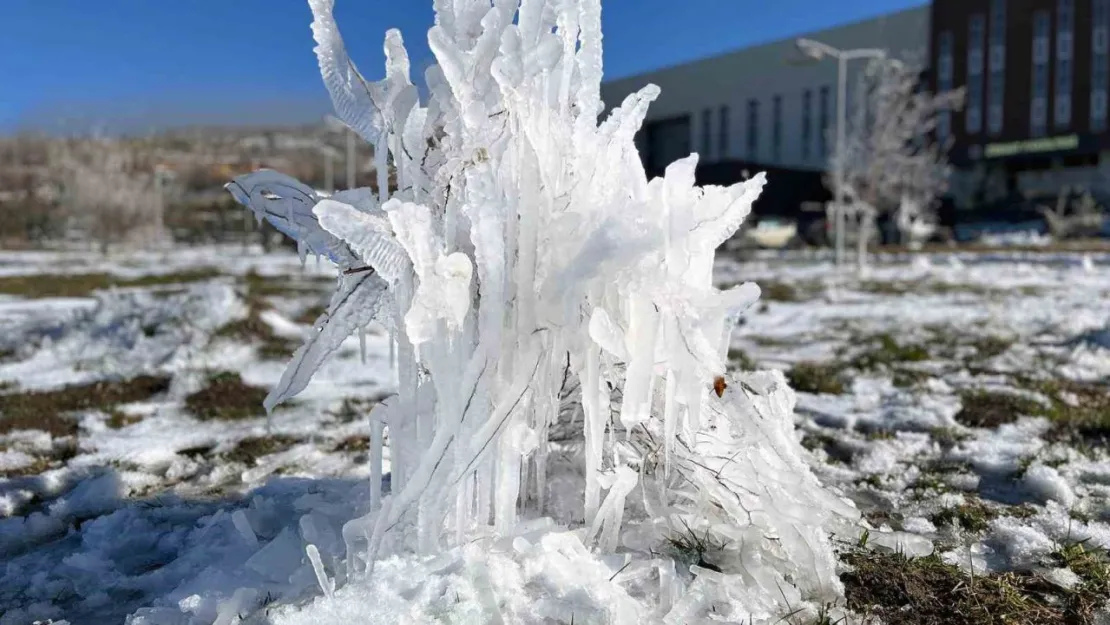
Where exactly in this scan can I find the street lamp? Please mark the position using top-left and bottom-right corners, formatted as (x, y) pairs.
(318, 144), (341, 195)
(323, 115), (358, 190)
(792, 38), (897, 266)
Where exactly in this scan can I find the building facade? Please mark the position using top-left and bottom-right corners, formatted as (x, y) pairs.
(932, 0), (1110, 203)
(600, 7), (930, 178)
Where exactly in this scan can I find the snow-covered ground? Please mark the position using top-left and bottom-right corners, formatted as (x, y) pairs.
(1, 246), (1108, 624)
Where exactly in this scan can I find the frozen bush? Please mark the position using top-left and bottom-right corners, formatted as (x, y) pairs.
(50, 137), (168, 252)
(831, 55), (963, 262)
(227, 0), (860, 620)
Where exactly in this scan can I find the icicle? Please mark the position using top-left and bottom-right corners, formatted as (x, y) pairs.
(494, 420), (536, 535)
(582, 344), (604, 525)
(369, 407), (385, 512)
(533, 406), (550, 512)
(479, 451), (497, 527)
(662, 370), (678, 478)
(298, 238), (309, 267)
(359, 325), (367, 364)
(299, 514), (320, 546)
(306, 544), (334, 597)
(454, 475), (470, 546)
(618, 294), (659, 430)
(584, 465), (637, 552)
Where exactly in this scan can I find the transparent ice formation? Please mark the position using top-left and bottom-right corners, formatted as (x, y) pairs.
(225, 0), (861, 620)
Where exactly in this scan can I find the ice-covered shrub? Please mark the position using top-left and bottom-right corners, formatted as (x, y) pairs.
(228, 0), (859, 620)
(831, 56), (963, 262)
(50, 137), (169, 252)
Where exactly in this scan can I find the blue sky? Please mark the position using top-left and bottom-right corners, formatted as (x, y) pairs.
(0, 0), (924, 132)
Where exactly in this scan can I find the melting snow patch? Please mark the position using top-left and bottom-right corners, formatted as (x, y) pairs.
(1023, 464), (1077, 507)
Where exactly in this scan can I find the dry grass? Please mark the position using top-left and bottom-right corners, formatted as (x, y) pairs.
(1050, 539), (1110, 619)
(327, 397), (377, 424)
(213, 270), (307, 361)
(334, 435), (370, 453)
(294, 304), (328, 325)
(787, 362), (848, 395)
(800, 431), (856, 465)
(843, 551), (1065, 625)
(930, 500), (996, 533)
(954, 390), (1048, 429)
(223, 435), (300, 466)
(842, 537), (1110, 625)
(0, 269), (220, 299)
(843, 332), (931, 372)
(726, 347), (757, 371)
(955, 378), (1110, 443)
(0, 375), (171, 436)
(753, 279), (824, 303)
(1026, 378), (1110, 443)
(212, 313), (298, 361)
(183, 371), (269, 421)
(105, 409), (144, 430)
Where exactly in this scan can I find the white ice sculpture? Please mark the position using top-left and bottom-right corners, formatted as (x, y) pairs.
(227, 0), (860, 620)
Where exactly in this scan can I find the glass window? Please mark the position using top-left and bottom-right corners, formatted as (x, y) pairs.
(802, 89), (812, 161)
(771, 95), (782, 163)
(937, 31), (954, 142)
(701, 108), (712, 159)
(644, 116), (693, 173)
(819, 86), (830, 158)
(746, 99), (759, 160)
(987, 0), (1006, 134)
(1031, 10), (1050, 136)
(966, 14), (985, 134)
(1094, 0), (1109, 129)
(1056, 0), (1074, 128)
(718, 106), (730, 158)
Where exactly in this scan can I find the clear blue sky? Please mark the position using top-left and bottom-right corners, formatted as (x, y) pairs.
(0, 0), (925, 132)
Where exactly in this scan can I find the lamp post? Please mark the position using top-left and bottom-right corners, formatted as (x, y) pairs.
(793, 38), (896, 267)
(323, 115), (357, 190)
(319, 144), (340, 195)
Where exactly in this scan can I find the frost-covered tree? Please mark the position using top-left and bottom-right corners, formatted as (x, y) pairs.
(50, 138), (168, 252)
(831, 56), (963, 265)
(228, 0), (861, 620)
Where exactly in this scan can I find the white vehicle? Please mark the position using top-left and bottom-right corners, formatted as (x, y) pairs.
(744, 217), (798, 248)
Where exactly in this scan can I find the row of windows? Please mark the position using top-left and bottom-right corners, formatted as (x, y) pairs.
(937, 31), (954, 143)
(944, 0), (1110, 139)
(1094, 0), (1109, 130)
(967, 14), (985, 133)
(696, 88), (831, 164)
(1057, 0), (1074, 129)
(1032, 10), (1050, 136)
(987, 0), (1005, 134)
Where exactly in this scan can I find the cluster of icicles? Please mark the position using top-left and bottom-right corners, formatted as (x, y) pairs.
(227, 0), (861, 618)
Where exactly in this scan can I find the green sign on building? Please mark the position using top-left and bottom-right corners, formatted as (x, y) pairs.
(983, 134), (1080, 158)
